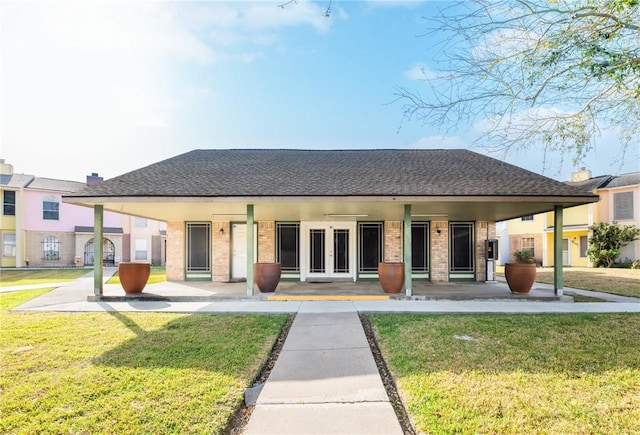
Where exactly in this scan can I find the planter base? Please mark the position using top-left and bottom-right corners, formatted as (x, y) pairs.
(504, 263), (536, 293)
(118, 262), (151, 294)
(378, 262), (404, 294)
(254, 263), (281, 293)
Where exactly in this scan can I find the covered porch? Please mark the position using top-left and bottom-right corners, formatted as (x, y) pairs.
(88, 276), (570, 302)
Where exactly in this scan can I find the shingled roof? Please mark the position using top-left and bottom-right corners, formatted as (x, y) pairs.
(64, 149), (598, 199)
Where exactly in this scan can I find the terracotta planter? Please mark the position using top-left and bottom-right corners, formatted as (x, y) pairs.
(504, 263), (536, 293)
(378, 262), (405, 294)
(254, 263), (281, 293)
(118, 262), (151, 294)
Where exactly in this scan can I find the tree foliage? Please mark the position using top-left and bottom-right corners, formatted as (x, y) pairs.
(395, 0), (639, 169)
(587, 222), (640, 267)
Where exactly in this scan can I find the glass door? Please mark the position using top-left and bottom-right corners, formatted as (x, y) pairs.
(302, 222), (355, 281)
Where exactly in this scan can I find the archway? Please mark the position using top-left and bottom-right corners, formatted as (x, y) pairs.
(84, 237), (115, 266)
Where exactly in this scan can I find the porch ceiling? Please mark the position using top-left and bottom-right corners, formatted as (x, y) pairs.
(64, 195), (596, 223)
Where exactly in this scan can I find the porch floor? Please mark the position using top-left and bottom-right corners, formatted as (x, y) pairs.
(92, 277), (570, 302)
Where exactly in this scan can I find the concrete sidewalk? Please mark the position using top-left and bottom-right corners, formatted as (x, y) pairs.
(243, 307), (403, 435)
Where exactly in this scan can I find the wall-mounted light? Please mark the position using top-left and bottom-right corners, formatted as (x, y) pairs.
(219, 228), (224, 235)
(436, 227), (442, 234)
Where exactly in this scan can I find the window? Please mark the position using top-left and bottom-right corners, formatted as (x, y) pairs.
(411, 222), (429, 272)
(135, 238), (148, 260)
(186, 223), (211, 273)
(614, 192), (634, 221)
(521, 237), (535, 257)
(3, 191), (15, 216)
(42, 236), (60, 261)
(521, 215), (534, 221)
(42, 196), (59, 220)
(449, 222), (474, 272)
(134, 217), (148, 227)
(3, 233), (16, 257)
(579, 236), (588, 258)
(276, 223), (300, 272)
(359, 223), (383, 273)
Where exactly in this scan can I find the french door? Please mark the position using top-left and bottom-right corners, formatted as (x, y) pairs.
(301, 222), (356, 281)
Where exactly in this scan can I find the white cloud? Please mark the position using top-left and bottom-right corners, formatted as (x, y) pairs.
(408, 135), (466, 149)
(1, 1), (343, 181)
(404, 63), (440, 81)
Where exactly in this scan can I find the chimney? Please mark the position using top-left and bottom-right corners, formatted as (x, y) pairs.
(86, 172), (103, 186)
(0, 159), (13, 176)
(570, 167), (592, 182)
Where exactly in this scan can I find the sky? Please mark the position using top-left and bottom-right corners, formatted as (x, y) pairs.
(1, 0), (638, 183)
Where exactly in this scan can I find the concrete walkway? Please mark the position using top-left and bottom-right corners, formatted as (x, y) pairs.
(244, 307), (403, 434)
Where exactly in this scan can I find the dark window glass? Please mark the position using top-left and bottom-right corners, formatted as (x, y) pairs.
(411, 222), (429, 272)
(580, 236), (588, 257)
(450, 222), (474, 272)
(309, 229), (325, 273)
(187, 223), (210, 272)
(43, 197), (59, 220)
(3, 191), (15, 216)
(334, 229), (349, 273)
(276, 223), (299, 272)
(359, 223), (383, 272)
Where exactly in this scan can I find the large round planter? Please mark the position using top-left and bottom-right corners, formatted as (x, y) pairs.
(378, 262), (404, 294)
(254, 263), (281, 293)
(504, 263), (536, 293)
(118, 262), (151, 294)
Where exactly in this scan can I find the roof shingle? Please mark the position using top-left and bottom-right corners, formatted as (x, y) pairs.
(64, 149), (598, 198)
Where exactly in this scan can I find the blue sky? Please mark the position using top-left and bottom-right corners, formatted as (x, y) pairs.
(1, 0), (638, 183)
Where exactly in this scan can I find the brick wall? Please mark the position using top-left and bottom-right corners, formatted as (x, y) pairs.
(258, 221), (275, 263)
(25, 231), (77, 267)
(212, 221), (230, 281)
(430, 221), (448, 282)
(475, 221), (496, 281)
(509, 233), (543, 265)
(384, 221), (403, 262)
(166, 221), (184, 281)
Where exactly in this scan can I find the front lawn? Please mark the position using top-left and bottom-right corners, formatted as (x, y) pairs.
(369, 313), (640, 434)
(1, 290), (288, 434)
(497, 266), (640, 298)
(0, 268), (89, 287)
(535, 267), (640, 298)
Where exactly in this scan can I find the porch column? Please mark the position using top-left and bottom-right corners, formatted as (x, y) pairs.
(246, 204), (255, 296)
(93, 205), (104, 296)
(554, 205), (564, 296)
(404, 204), (412, 296)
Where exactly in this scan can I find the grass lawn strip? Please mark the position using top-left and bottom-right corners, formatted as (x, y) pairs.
(534, 268), (640, 298)
(369, 313), (640, 435)
(0, 269), (89, 287)
(1, 290), (288, 434)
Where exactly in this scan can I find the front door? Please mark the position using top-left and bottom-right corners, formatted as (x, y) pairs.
(231, 223), (257, 280)
(562, 238), (570, 265)
(301, 222), (356, 281)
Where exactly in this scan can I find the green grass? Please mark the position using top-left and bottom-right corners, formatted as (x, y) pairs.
(107, 266), (167, 285)
(369, 313), (640, 434)
(1, 290), (288, 434)
(536, 267), (640, 298)
(0, 269), (89, 286)
(497, 266), (640, 298)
